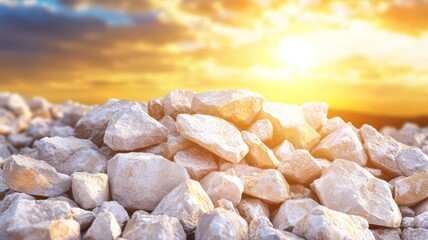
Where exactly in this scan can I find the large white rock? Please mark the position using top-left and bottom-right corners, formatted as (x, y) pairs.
(162, 89), (194, 118)
(272, 198), (320, 232)
(312, 159), (402, 228)
(72, 172), (109, 210)
(152, 179), (214, 234)
(173, 147), (218, 181)
(176, 114), (249, 163)
(61, 149), (107, 175)
(3, 155), (71, 197)
(397, 147), (428, 176)
(107, 152), (189, 211)
(37, 136), (98, 173)
(84, 211), (121, 240)
(242, 169), (290, 204)
(195, 208), (248, 240)
(237, 198), (270, 225)
(103, 103), (167, 151)
(241, 131), (280, 168)
(191, 89), (264, 126)
(249, 217), (305, 240)
(312, 125), (368, 166)
(122, 212), (186, 240)
(394, 172), (428, 206)
(301, 102), (328, 130)
(293, 206), (375, 240)
(276, 149), (322, 184)
(200, 169), (244, 206)
(7, 219), (80, 240)
(75, 99), (134, 146)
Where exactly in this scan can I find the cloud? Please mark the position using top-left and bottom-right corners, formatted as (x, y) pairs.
(60, 0), (159, 12)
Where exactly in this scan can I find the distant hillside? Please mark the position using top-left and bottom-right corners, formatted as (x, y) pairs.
(328, 109), (428, 130)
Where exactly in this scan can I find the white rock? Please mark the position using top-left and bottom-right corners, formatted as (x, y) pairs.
(7, 219), (80, 240)
(242, 169), (290, 204)
(159, 115), (179, 136)
(246, 119), (273, 143)
(108, 152), (189, 211)
(173, 147), (218, 180)
(402, 228), (428, 240)
(162, 89), (194, 118)
(272, 198), (320, 231)
(200, 169), (244, 206)
(214, 199), (238, 213)
(84, 211), (121, 240)
(400, 206), (416, 217)
(397, 147), (428, 176)
(301, 102), (328, 130)
(283, 123), (321, 150)
(3, 155), (71, 197)
(0, 192), (35, 214)
(61, 149), (107, 175)
(312, 125), (368, 166)
(415, 212), (428, 229)
(96, 201), (129, 229)
(72, 172), (109, 210)
(147, 97), (164, 120)
(312, 159), (401, 228)
(195, 208), (248, 240)
(122, 212), (186, 240)
(242, 131), (280, 168)
(370, 228), (401, 240)
(191, 89), (264, 126)
(293, 206), (375, 240)
(273, 139), (296, 161)
(237, 198), (270, 224)
(164, 134), (194, 159)
(277, 149), (322, 184)
(47, 196), (79, 208)
(71, 207), (95, 230)
(37, 136), (98, 173)
(49, 125), (75, 138)
(152, 179), (214, 234)
(249, 217), (305, 240)
(0, 93), (32, 119)
(0, 109), (18, 135)
(394, 173), (428, 206)
(176, 114), (249, 163)
(104, 103), (167, 151)
(401, 217), (415, 228)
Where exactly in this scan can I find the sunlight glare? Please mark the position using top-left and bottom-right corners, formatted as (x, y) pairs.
(277, 36), (316, 70)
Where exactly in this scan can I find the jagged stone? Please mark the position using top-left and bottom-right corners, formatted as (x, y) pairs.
(246, 119), (273, 143)
(71, 172), (109, 210)
(394, 173), (428, 206)
(96, 201), (129, 229)
(249, 217), (305, 240)
(370, 228), (401, 240)
(71, 207), (95, 230)
(397, 147), (428, 176)
(162, 90), (194, 118)
(301, 102), (328, 130)
(401, 228), (428, 240)
(200, 169), (244, 206)
(272, 198), (320, 232)
(237, 198), (270, 224)
(61, 149), (107, 175)
(273, 140), (296, 161)
(84, 211), (121, 240)
(173, 147), (218, 181)
(277, 149), (322, 184)
(147, 97), (164, 120)
(164, 134), (194, 159)
(319, 117), (346, 137)
(7, 219), (80, 240)
(176, 114), (249, 163)
(242, 169), (290, 204)
(241, 131), (280, 169)
(214, 199), (238, 213)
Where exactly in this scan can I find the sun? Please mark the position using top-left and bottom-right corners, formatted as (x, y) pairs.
(277, 36), (316, 70)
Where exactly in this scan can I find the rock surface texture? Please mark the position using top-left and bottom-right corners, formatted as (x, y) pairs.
(0, 90), (427, 239)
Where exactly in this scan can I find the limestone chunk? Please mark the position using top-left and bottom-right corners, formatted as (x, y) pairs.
(97, 201), (129, 229)
(249, 217), (305, 240)
(0, 192), (35, 214)
(293, 206), (375, 240)
(400, 206), (416, 217)
(397, 147), (428, 176)
(200, 169), (244, 206)
(242, 169), (290, 204)
(241, 131), (280, 169)
(104, 103), (167, 151)
(162, 89), (194, 118)
(7, 219), (80, 240)
(283, 123), (321, 150)
(319, 117), (346, 137)
(72, 172), (109, 210)
(7, 133), (33, 148)
(141, 142), (166, 157)
(257, 102), (306, 136)
(361, 124), (403, 176)
(401, 216), (415, 228)
(277, 149), (322, 184)
(61, 149), (107, 175)
(152, 179), (214, 234)
(312, 125), (368, 166)
(173, 147), (218, 181)
(0, 109), (18, 135)
(0, 93), (32, 119)
(71, 207), (95, 230)
(272, 198), (320, 232)
(246, 119), (273, 143)
(3, 155), (71, 197)
(273, 140), (296, 161)
(164, 134), (194, 159)
(75, 100), (134, 146)
(107, 152), (189, 211)
(237, 198), (270, 224)
(37, 136), (98, 173)
(312, 159), (401, 228)
(415, 212), (428, 229)
(147, 97), (164, 120)
(84, 211), (121, 240)
(214, 199), (238, 213)
(191, 89), (264, 126)
(176, 114), (249, 163)
(47, 196), (79, 208)
(159, 115), (179, 136)
(122, 212), (186, 240)
(394, 173), (428, 206)
(370, 228), (401, 240)
(0, 200), (72, 237)
(288, 184), (318, 200)
(301, 102), (328, 130)
(195, 208), (248, 240)
(49, 125), (75, 138)
(401, 228), (428, 240)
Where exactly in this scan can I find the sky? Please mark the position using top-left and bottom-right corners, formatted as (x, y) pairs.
(1, 0), (428, 117)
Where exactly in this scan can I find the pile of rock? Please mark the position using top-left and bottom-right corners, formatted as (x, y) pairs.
(0, 90), (427, 240)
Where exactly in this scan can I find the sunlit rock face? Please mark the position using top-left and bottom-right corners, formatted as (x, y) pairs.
(1, 90), (427, 239)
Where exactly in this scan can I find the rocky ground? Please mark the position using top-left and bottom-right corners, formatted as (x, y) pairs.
(0, 90), (428, 240)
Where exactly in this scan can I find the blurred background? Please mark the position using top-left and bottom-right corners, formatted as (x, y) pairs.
(1, 0), (428, 128)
